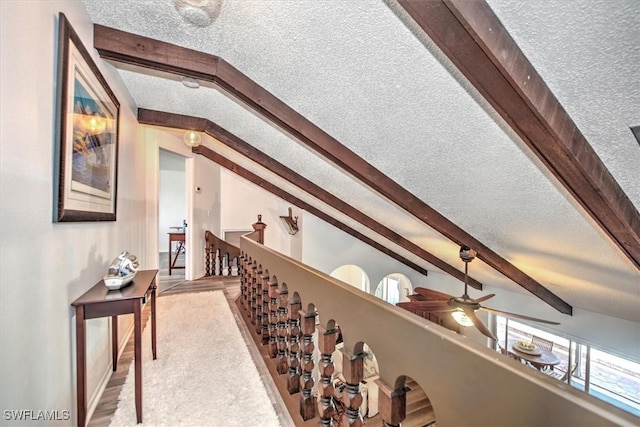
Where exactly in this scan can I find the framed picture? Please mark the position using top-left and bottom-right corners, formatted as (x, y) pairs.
(54, 13), (119, 222)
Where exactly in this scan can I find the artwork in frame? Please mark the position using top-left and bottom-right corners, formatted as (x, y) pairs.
(54, 13), (120, 222)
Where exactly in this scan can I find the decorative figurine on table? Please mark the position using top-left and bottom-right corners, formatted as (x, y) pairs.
(104, 251), (139, 290)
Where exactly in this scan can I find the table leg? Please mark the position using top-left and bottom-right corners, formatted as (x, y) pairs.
(112, 316), (118, 371)
(151, 284), (157, 360)
(134, 301), (143, 423)
(75, 305), (86, 427)
(168, 238), (172, 275)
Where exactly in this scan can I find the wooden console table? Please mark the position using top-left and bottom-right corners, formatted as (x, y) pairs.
(168, 232), (185, 275)
(71, 269), (158, 427)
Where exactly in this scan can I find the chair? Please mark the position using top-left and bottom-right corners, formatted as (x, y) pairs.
(547, 363), (578, 383)
(531, 335), (554, 351)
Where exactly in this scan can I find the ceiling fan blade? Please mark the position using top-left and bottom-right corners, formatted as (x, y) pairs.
(408, 294), (429, 301)
(413, 287), (453, 300)
(398, 301), (454, 312)
(481, 307), (560, 325)
(463, 307), (499, 342)
(474, 293), (495, 303)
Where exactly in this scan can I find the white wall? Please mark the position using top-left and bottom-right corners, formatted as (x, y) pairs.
(302, 213), (429, 294)
(192, 152), (222, 277)
(301, 213), (640, 364)
(219, 168), (299, 258)
(0, 1), (147, 424)
(158, 149), (186, 252)
(142, 127), (220, 280)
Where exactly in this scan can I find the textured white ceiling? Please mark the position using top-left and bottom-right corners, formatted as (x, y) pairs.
(83, 0), (640, 322)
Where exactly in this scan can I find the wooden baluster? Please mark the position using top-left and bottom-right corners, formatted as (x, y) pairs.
(214, 248), (220, 276)
(377, 380), (407, 427)
(317, 325), (338, 425)
(231, 257), (238, 276)
(276, 289), (289, 375)
(261, 276), (271, 345)
(340, 348), (365, 426)
(250, 264), (259, 325)
(254, 268), (265, 334)
(243, 257), (251, 312)
(287, 299), (302, 394)
(239, 255), (248, 311)
(299, 309), (317, 421)
(205, 244), (211, 276)
(268, 281), (279, 358)
(222, 254), (229, 276)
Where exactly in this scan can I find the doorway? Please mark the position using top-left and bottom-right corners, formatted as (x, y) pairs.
(158, 148), (187, 291)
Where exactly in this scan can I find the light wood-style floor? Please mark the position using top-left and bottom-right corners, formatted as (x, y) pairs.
(87, 273), (435, 427)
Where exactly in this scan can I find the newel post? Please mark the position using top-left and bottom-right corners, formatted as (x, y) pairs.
(252, 214), (267, 244)
(377, 379), (407, 427)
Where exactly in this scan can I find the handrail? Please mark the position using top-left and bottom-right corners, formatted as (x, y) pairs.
(240, 236), (638, 426)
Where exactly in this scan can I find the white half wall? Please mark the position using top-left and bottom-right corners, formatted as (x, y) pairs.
(301, 212), (640, 364)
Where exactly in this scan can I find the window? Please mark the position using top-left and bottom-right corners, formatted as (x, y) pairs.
(375, 277), (400, 304)
(494, 315), (640, 416)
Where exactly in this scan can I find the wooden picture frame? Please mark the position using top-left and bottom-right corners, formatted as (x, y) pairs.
(54, 13), (120, 222)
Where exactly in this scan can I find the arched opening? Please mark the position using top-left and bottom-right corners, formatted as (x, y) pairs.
(330, 339), (381, 422)
(374, 273), (413, 304)
(330, 264), (370, 293)
(391, 375), (436, 426)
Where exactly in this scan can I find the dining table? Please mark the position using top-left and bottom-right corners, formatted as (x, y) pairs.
(505, 339), (561, 371)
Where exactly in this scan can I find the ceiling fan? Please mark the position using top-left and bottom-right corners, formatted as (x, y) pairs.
(398, 246), (559, 342)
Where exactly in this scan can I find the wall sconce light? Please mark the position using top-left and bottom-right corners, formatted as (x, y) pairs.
(183, 130), (202, 147)
(279, 207), (299, 235)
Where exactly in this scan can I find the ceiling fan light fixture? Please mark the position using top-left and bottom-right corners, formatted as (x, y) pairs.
(183, 130), (202, 147)
(459, 245), (477, 263)
(451, 309), (474, 327)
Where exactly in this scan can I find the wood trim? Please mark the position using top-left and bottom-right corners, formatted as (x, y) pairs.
(396, 0), (640, 271)
(139, 112), (485, 288)
(139, 108), (483, 289)
(95, 24), (571, 314)
(192, 144), (429, 276)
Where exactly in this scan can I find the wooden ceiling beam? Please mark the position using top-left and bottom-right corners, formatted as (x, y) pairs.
(139, 108), (485, 289)
(94, 24), (571, 314)
(396, 0), (640, 270)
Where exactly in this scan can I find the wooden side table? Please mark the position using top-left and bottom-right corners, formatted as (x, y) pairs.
(168, 232), (185, 275)
(71, 269), (158, 427)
